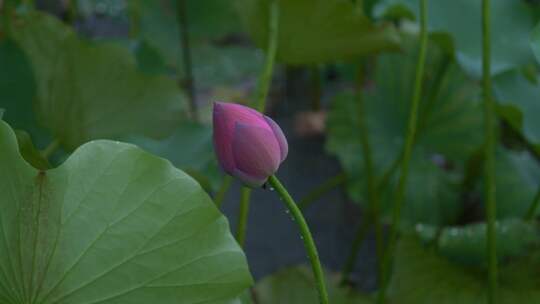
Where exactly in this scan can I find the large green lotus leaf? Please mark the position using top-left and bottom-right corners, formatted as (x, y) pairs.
(494, 70), (540, 147)
(254, 265), (372, 304)
(493, 147), (540, 219)
(417, 219), (539, 267)
(326, 43), (482, 225)
(374, 0), (536, 78)
(235, 0), (401, 65)
(388, 237), (540, 304)
(9, 12), (185, 151)
(0, 119), (252, 303)
(128, 121), (223, 193)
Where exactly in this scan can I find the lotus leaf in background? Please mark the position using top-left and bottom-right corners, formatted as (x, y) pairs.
(493, 147), (540, 219)
(0, 119), (252, 303)
(128, 0), (242, 68)
(128, 121), (223, 193)
(494, 71), (540, 150)
(416, 219), (539, 267)
(0, 38), (50, 148)
(388, 237), (540, 304)
(235, 0), (401, 65)
(326, 39), (483, 226)
(374, 0), (537, 78)
(253, 266), (372, 304)
(8, 12), (186, 151)
(127, 0), (263, 97)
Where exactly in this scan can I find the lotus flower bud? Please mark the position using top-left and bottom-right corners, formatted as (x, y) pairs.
(213, 102), (288, 187)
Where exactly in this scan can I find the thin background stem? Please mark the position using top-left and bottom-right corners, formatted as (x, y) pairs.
(341, 61), (382, 285)
(253, 0), (279, 113)
(235, 0), (280, 247)
(340, 216), (371, 286)
(236, 187), (251, 247)
(177, 0), (198, 121)
(268, 175), (329, 304)
(416, 54), (451, 132)
(482, 0), (498, 302)
(356, 61), (383, 275)
(214, 176), (233, 207)
(376, 0), (428, 302)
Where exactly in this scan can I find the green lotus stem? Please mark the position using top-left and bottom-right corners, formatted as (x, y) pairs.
(482, 0), (498, 302)
(340, 218), (371, 286)
(376, 0), (428, 303)
(236, 0), (280, 247)
(298, 173), (347, 210)
(268, 175), (329, 304)
(214, 176), (233, 207)
(176, 0), (198, 121)
(41, 139), (60, 160)
(355, 61), (383, 274)
(236, 187), (251, 247)
(341, 62), (382, 286)
(525, 185), (540, 220)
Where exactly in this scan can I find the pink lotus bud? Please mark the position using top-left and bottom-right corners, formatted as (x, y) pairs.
(213, 102), (288, 187)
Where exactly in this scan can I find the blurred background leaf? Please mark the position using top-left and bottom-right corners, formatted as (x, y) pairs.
(235, 0), (401, 65)
(388, 237), (540, 304)
(0, 37), (51, 148)
(9, 11), (186, 150)
(326, 38), (482, 226)
(374, 0), (537, 78)
(253, 265), (372, 304)
(492, 148), (540, 219)
(127, 0), (263, 112)
(14, 129), (51, 170)
(128, 0), (242, 67)
(417, 219), (539, 267)
(494, 70), (540, 149)
(128, 121), (223, 193)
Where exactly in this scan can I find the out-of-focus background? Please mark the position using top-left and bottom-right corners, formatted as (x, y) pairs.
(2, 0), (540, 303)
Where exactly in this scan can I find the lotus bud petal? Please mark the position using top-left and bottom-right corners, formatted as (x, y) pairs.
(213, 102), (288, 187)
